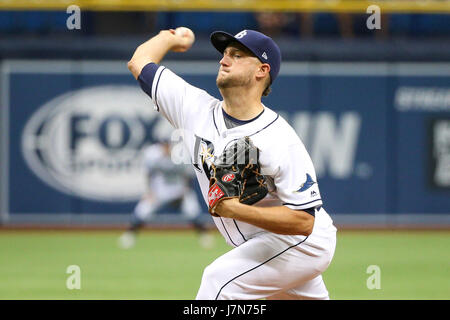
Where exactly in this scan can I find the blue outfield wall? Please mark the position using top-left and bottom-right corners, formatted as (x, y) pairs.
(1, 60), (449, 222)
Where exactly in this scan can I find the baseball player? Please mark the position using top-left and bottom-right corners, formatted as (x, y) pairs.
(127, 28), (337, 300)
(118, 139), (215, 250)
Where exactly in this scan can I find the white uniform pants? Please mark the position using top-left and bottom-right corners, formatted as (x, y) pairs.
(196, 214), (337, 300)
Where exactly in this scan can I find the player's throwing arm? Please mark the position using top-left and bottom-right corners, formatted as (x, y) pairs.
(128, 27), (195, 79)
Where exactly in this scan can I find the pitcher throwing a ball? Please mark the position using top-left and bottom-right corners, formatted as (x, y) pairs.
(128, 27), (337, 300)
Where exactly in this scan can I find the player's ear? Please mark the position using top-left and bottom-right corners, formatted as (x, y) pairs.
(256, 63), (270, 80)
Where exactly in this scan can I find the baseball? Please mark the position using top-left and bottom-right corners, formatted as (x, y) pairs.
(175, 27), (195, 46)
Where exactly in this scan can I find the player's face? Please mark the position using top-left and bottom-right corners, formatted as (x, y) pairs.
(216, 43), (262, 90)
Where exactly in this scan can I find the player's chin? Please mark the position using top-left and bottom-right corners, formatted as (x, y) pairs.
(216, 75), (234, 89)
(216, 76), (227, 88)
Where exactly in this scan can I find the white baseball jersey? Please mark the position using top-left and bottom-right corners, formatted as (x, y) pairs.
(138, 63), (334, 247)
(138, 62), (337, 300)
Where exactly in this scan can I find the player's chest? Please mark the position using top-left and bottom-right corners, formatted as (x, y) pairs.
(188, 129), (237, 174)
(184, 128), (275, 183)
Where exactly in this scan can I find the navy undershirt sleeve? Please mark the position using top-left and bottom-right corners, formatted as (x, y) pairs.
(137, 62), (159, 98)
(301, 207), (316, 217)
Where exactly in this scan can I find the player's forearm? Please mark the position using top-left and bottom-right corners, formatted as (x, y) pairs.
(216, 199), (314, 236)
(128, 30), (176, 79)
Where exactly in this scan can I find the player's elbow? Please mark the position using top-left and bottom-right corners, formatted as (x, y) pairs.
(294, 214), (315, 236)
(127, 59), (137, 73)
(302, 222), (314, 236)
(127, 59), (134, 71)
(127, 59), (141, 80)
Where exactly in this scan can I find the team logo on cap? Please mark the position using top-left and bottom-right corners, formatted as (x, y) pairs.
(235, 30), (247, 39)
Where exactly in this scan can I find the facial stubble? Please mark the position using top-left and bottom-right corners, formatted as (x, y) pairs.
(216, 71), (252, 90)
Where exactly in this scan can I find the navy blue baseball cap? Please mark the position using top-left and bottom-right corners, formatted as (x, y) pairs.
(210, 29), (281, 84)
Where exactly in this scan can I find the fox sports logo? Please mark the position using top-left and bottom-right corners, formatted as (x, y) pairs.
(21, 85), (172, 202)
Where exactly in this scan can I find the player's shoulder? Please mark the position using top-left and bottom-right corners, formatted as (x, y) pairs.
(257, 108), (302, 146)
(159, 65), (219, 109)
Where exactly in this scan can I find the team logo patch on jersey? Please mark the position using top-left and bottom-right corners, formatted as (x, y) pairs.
(295, 173), (316, 192)
(193, 135), (215, 177)
(208, 184), (225, 208)
(222, 173), (235, 182)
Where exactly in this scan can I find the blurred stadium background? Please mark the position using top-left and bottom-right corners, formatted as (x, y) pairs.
(0, 0), (449, 300)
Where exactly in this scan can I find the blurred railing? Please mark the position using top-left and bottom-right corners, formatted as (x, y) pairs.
(2, 36), (450, 61)
(0, 0), (449, 13)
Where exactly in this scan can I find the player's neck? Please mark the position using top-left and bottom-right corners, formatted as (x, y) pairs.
(221, 89), (263, 121)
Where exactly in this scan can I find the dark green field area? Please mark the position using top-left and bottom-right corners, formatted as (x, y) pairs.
(0, 230), (448, 299)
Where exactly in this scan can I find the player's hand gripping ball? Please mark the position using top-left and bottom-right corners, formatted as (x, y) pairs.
(171, 27), (195, 52)
(207, 137), (268, 216)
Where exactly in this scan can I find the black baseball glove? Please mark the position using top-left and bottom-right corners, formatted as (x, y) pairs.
(207, 136), (268, 216)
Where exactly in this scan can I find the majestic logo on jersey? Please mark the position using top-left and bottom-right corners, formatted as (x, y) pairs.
(295, 173), (316, 192)
(235, 30), (247, 39)
(208, 184), (224, 208)
(21, 85), (164, 202)
(222, 173), (235, 182)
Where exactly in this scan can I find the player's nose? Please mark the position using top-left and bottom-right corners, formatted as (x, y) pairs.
(219, 54), (231, 67)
